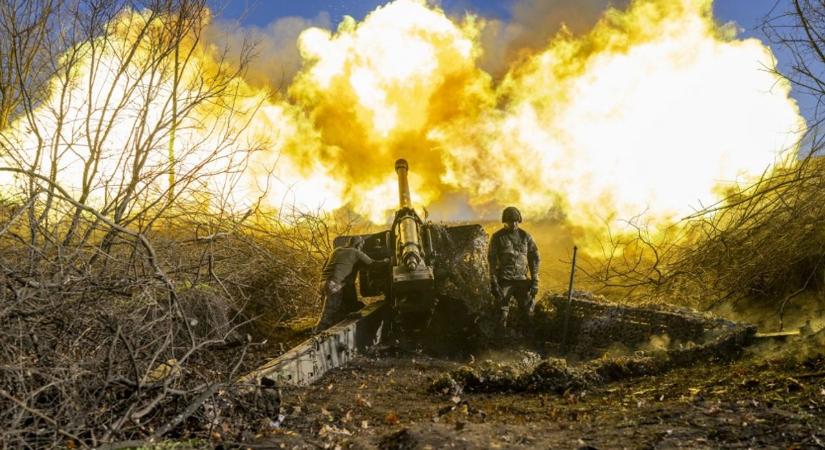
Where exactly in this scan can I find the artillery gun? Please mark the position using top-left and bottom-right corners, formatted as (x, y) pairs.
(242, 159), (492, 386)
(334, 159), (443, 334)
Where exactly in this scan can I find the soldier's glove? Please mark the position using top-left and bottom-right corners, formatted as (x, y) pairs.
(529, 279), (539, 298)
(379, 258), (390, 264)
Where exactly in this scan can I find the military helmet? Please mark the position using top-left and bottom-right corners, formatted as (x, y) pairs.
(348, 236), (365, 249)
(501, 206), (522, 223)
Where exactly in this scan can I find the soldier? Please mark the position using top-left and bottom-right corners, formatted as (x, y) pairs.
(315, 236), (388, 331)
(488, 206), (540, 330)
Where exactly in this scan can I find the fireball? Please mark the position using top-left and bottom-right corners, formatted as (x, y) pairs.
(0, 0), (805, 233)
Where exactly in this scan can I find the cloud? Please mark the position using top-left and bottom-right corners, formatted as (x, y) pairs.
(205, 13), (332, 92)
(479, 0), (630, 76)
(206, 1), (631, 86)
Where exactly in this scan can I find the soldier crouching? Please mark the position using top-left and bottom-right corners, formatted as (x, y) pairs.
(315, 236), (388, 332)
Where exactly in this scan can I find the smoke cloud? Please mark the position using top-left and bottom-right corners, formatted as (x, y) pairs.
(205, 13), (332, 92)
(478, 0), (630, 76)
(3, 0), (806, 237)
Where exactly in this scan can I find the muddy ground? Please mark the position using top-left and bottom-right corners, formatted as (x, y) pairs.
(242, 345), (825, 450)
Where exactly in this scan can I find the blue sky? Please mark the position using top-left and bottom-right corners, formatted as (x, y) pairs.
(212, 0), (509, 24)
(211, 0), (811, 120)
(214, 0), (775, 30)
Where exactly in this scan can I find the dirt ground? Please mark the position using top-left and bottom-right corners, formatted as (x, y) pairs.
(245, 344), (825, 450)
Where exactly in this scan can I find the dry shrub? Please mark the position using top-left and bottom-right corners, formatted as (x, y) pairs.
(665, 149), (825, 310)
(582, 138), (825, 326)
(0, 202), (334, 447)
(0, 0), (342, 446)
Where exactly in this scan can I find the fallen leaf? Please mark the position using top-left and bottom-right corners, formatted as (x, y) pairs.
(318, 424), (352, 438)
(356, 395), (372, 408)
(385, 411), (400, 425)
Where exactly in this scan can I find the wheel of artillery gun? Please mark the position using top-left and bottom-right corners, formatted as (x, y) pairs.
(389, 294), (438, 339)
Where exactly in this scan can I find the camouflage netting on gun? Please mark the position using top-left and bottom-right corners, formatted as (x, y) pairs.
(534, 292), (750, 357)
(429, 224), (492, 308)
(418, 224), (499, 351)
(431, 294), (756, 394)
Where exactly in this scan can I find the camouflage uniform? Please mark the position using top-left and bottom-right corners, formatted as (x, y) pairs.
(488, 226), (540, 328)
(315, 245), (378, 331)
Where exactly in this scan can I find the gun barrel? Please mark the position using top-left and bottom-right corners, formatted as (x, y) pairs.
(389, 158), (435, 311)
(393, 159), (423, 271)
(395, 159), (412, 209)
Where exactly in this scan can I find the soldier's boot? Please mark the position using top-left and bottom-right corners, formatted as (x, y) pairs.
(515, 309), (533, 340)
(519, 296), (537, 328)
(314, 294), (342, 332)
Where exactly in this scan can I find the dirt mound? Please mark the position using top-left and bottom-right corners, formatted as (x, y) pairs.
(432, 294), (757, 394)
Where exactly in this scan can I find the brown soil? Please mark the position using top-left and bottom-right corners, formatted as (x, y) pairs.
(247, 349), (825, 449)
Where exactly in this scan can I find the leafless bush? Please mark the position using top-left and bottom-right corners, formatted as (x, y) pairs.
(762, 0), (825, 124)
(581, 139), (825, 321)
(577, 213), (690, 304)
(0, 1), (330, 447)
(665, 145), (825, 313)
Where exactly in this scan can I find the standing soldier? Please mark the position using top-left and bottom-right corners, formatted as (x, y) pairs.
(488, 206), (540, 330)
(315, 236), (388, 331)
